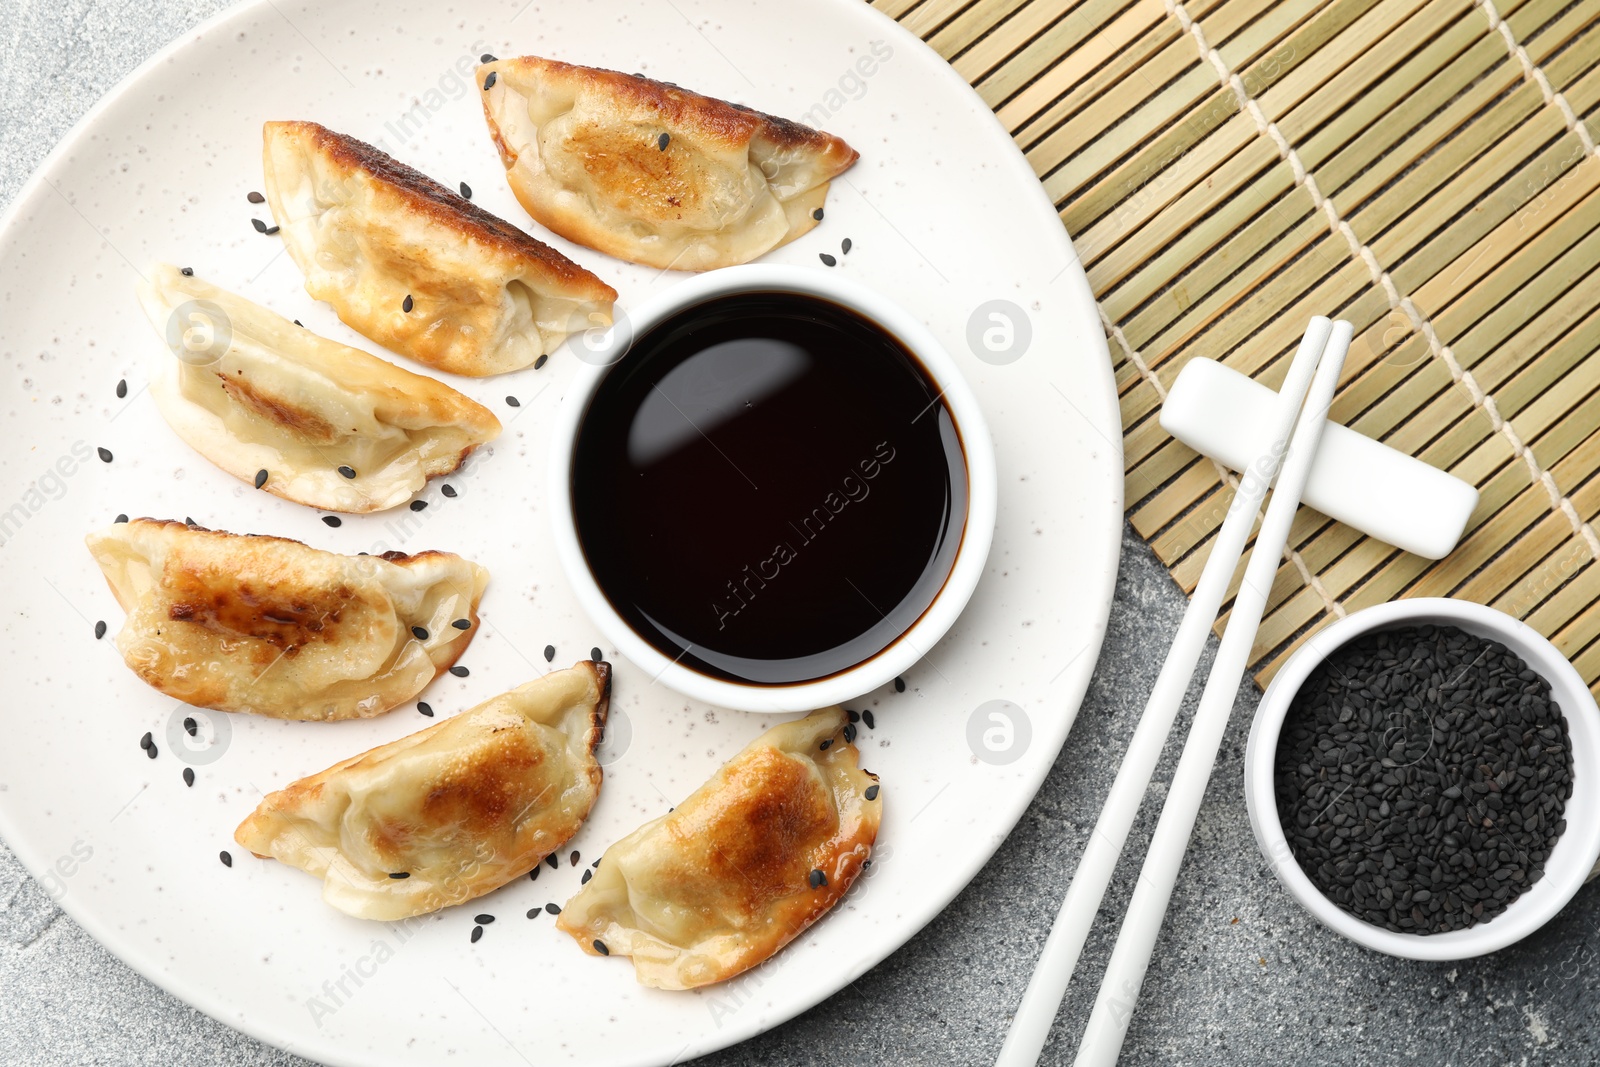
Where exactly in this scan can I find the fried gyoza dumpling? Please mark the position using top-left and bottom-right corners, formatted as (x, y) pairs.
(557, 706), (880, 988)
(86, 519), (487, 721)
(137, 264), (500, 513)
(262, 120), (617, 376)
(477, 57), (859, 271)
(235, 662), (609, 920)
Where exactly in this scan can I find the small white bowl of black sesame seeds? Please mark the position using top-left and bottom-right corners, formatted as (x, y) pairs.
(1244, 597), (1600, 961)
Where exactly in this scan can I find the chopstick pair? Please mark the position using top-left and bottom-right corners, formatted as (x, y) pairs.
(997, 317), (1356, 1067)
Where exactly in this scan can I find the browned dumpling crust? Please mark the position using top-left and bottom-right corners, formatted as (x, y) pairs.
(263, 120), (617, 376)
(478, 57), (859, 271)
(235, 663), (610, 920)
(86, 519), (487, 721)
(557, 706), (880, 988)
(138, 264), (500, 513)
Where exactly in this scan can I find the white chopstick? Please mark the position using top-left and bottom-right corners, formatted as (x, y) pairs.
(994, 317), (1335, 1067)
(1071, 320), (1354, 1067)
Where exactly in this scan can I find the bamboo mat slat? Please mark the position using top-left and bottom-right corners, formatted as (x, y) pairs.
(881, 0), (1600, 692)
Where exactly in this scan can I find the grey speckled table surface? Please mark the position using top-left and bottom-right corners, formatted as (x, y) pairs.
(2, 3), (1597, 1065)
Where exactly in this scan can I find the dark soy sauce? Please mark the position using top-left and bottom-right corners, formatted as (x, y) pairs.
(571, 291), (968, 686)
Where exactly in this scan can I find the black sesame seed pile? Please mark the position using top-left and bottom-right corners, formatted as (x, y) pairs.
(1273, 624), (1573, 935)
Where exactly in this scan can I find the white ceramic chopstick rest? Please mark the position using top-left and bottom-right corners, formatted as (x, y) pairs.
(1160, 358), (1477, 559)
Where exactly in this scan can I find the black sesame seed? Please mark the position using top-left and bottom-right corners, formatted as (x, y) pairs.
(449, 665), (469, 677)
(863, 710), (875, 730)
(534, 354), (548, 370)
(475, 913), (495, 924)
(389, 871), (409, 879)
(185, 517), (196, 526)
(544, 644), (555, 662)
(846, 709), (859, 723)
(593, 939), (610, 955)
(842, 238), (853, 254)
(410, 500), (428, 512)
(527, 907), (540, 918)
(183, 767), (195, 787)
(545, 902), (561, 915)
(338, 465), (357, 479)
(251, 218), (269, 233)
(865, 784), (879, 801)
(529, 866), (540, 882)
(570, 850), (580, 866)
(219, 851), (232, 868)
(470, 925), (483, 943)
(459, 181), (472, 199)
(581, 869), (593, 885)
(294, 320), (303, 327)
(97, 447), (113, 463)
(819, 253), (837, 267)
(820, 739), (832, 750)
(483, 72), (497, 89)
(590, 647), (602, 662)
(894, 676), (905, 693)
(441, 484), (457, 498)
(546, 854), (559, 870)
(452, 619), (472, 630)
(1274, 623), (1572, 935)
(657, 132), (670, 151)
(116, 379), (127, 399)
(146, 743), (158, 759)
(254, 469), (269, 489)
(809, 869), (827, 888)
(412, 625), (430, 641)
(322, 515), (342, 527)
(183, 717), (197, 736)
(402, 294), (414, 313)
(139, 731), (153, 751)
(115, 514), (128, 523)
(94, 620), (107, 640)
(181, 264), (197, 274)
(247, 192), (264, 204)
(812, 208), (824, 221)
(843, 723), (857, 744)
(592, 858), (601, 867)
(480, 53), (496, 63)
(264, 225), (280, 236)
(506, 396), (521, 407)
(417, 701), (433, 717)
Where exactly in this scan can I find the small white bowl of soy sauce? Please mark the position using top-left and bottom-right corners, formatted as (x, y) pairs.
(1244, 598), (1600, 960)
(547, 265), (997, 713)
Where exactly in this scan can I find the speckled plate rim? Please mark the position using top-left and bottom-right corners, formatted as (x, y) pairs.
(0, 2), (1122, 1063)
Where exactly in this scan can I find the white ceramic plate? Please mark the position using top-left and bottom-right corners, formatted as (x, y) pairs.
(0, 1), (1121, 1064)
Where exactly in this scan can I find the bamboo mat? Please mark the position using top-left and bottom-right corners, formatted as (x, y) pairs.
(878, 0), (1600, 691)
